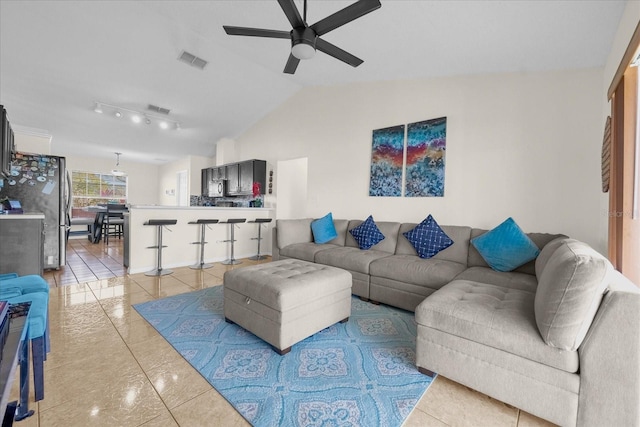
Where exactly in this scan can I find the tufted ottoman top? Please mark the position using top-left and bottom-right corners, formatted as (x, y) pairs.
(223, 259), (352, 311)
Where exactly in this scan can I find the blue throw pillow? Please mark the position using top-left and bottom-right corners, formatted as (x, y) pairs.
(311, 213), (338, 244)
(471, 217), (540, 272)
(403, 215), (453, 259)
(349, 215), (385, 250)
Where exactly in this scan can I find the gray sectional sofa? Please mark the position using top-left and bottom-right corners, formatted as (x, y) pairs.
(272, 218), (640, 427)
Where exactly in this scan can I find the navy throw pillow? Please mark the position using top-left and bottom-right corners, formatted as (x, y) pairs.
(349, 215), (385, 250)
(403, 215), (453, 259)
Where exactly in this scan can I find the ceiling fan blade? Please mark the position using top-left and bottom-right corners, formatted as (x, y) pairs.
(223, 26), (291, 39)
(310, 0), (381, 36)
(315, 38), (363, 67)
(283, 53), (300, 74)
(277, 0), (305, 28)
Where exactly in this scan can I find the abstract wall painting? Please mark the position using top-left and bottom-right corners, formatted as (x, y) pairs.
(404, 117), (446, 197)
(369, 125), (405, 197)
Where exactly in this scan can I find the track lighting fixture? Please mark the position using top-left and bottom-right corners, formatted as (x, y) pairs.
(92, 101), (180, 130)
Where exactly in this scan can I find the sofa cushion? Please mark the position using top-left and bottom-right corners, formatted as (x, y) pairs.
(314, 247), (392, 274)
(276, 218), (313, 249)
(349, 215), (385, 250)
(326, 219), (350, 246)
(403, 215), (453, 259)
(534, 239), (611, 351)
(471, 217), (540, 272)
(279, 242), (339, 263)
(346, 220), (401, 254)
(311, 213), (338, 244)
(397, 224), (471, 265)
(468, 229), (566, 275)
(454, 266), (538, 293)
(415, 280), (579, 372)
(369, 255), (466, 290)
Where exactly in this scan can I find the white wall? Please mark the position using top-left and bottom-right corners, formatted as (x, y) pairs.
(158, 157), (190, 206)
(190, 155), (215, 197)
(13, 127), (52, 155)
(236, 68), (606, 253)
(65, 154), (160, 205)
(276, 157), (308, 219)
(158, 155), (214, 205)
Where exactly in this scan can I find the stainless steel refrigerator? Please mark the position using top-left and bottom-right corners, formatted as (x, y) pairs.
(0, 151), (67, 269)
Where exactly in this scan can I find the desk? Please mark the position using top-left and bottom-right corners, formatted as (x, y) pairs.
(0, 306), (32, 425)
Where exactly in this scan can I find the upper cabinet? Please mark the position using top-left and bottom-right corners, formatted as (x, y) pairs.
(225, 160), (266, 196)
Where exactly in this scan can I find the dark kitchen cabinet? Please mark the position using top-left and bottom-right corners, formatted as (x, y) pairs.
(225, 160), (266, 196)
(201, 168), (215, 196)
(0, 216), (44, 276)
(211, 167), (226, 180)
(225, 163), (240, 195)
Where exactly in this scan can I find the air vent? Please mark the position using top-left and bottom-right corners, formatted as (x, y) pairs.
(178, 50), (208, 70)
(147, 104), (171, 115)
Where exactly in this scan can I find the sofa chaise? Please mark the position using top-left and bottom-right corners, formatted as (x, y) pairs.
(271, 217), (640, 427)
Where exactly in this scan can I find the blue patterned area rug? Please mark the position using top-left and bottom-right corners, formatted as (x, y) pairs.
(133, 286), (434, 427)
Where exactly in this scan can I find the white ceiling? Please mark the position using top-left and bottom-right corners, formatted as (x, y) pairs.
(0, 0), (625, 164)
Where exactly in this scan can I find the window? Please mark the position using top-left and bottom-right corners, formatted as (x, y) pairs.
(70, 171), (127, 218)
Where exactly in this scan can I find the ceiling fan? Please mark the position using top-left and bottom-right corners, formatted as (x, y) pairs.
(223, 0), (382, 74)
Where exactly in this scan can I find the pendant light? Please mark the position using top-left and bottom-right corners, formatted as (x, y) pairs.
(111, 152), (127, 177)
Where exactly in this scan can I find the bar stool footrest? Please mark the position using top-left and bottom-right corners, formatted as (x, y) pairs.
(190, 263), (214, 270)
(145, 269), (173, 277)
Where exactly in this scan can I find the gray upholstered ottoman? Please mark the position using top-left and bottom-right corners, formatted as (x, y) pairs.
(223, 259), (352, 355)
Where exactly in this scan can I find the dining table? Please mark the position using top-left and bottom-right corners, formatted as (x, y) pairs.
(82, 206), (127, 243)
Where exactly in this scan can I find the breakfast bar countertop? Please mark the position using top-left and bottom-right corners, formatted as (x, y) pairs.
(129, 205), (273, 211)
(126, 205), (274, 274)
(0, 213), (45, 220)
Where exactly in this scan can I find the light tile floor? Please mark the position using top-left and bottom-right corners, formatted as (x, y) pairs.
(6, 240), (557, 426)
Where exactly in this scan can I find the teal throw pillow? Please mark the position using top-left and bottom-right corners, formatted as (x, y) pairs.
(350, 215), (385, 250)
(311, 213), (338, 244)
(403, 215), (453, 259)
(471, 217), (540, 272)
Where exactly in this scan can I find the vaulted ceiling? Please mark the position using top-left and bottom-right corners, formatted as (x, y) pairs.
(0, 1), (626, 163)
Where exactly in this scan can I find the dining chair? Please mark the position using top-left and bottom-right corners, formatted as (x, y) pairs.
(103, 204), (127, 244)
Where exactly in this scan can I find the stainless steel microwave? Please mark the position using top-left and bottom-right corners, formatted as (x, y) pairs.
(208, 179), (226, 197)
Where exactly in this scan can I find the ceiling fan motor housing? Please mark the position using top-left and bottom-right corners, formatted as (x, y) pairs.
(291, 27), (317, 59)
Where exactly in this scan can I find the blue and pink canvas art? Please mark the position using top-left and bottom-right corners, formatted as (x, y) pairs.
(369, 125), (405, 197)
(405, 117), (446, 197)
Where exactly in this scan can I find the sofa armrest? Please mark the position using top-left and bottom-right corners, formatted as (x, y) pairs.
(577, 271), (640, 426)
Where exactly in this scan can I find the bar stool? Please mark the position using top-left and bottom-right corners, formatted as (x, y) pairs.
(144, 219), (177, 276)
(248, 218), (273, 261)
(219, 218), (246, 265)
(188, 219), (219, 270)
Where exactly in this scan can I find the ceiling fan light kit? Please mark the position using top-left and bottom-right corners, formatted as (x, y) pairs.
(291, 27), (317, 60)
(223, 0), (381, 74)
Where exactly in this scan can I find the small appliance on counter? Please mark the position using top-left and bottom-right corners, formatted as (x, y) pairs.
(1, 199), (23, 214)
(215, 200), (236, 207)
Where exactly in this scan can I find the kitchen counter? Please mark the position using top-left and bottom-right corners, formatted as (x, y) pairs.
(130, 205), (273, 211)
(0, 213), (45, 220)
(125, 205), (274, 274)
